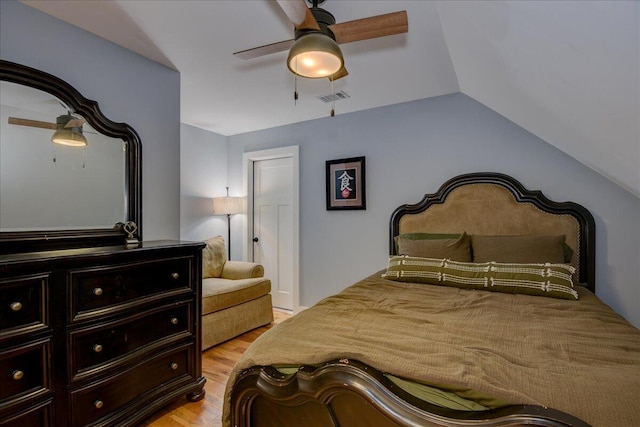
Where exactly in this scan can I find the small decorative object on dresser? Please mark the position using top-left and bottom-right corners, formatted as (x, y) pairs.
(326, 156), (366, 210)
(123, 221), (140, 246)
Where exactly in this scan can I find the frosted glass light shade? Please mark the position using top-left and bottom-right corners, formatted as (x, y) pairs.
(51, 114), (88, 147)
(51, 127), (87, 147)
(287, 33), (344, 78)
(213, 197), (245, 215)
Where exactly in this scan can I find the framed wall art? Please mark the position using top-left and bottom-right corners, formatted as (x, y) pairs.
(326, 156), (366, 210)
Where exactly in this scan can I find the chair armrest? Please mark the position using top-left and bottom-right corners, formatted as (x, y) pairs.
(221, 261), (264, 279)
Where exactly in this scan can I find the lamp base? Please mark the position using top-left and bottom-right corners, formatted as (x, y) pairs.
(227, 214), (232, 260)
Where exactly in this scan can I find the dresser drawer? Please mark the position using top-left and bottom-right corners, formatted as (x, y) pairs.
(0, 399), (53, 427)
(70, 343), (194, 427)
(0, 274), (49, 339)
(69, 300), (193, 382)
(70, 256), (193, 321)
(0, 339), (51, 406)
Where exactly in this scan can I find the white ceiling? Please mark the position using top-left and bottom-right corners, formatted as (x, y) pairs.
(20, 0), (639, 197)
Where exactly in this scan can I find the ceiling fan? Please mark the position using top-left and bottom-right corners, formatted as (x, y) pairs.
(8, 114), (89, 147)
(234, 0), (408, 80)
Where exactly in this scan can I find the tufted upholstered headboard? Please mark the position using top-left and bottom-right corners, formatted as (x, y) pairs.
(389, 173), (596, 292)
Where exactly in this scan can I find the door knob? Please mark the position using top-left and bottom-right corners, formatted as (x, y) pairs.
(253, 237), (259, 242)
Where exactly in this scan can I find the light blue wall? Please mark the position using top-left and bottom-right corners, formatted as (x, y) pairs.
(4, 1), (636, 329)
(0, 1), (181, 240)
(180, 124), (228, 242)
(227, 93), (640, 328)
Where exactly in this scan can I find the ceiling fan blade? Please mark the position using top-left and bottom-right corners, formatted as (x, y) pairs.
(64, 118), (85, 128)
(234, 39), (295, 60)
(276, 0), (320, 31)
(329, 11), (408, 44)
(328, 67), (348, 81)
(8, 117), (57, 130)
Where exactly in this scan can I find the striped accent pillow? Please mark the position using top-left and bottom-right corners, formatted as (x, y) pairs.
(382, 256), (578, 300)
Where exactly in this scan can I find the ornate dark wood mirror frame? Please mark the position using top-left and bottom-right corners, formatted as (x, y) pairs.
(0, 60), (141, 253)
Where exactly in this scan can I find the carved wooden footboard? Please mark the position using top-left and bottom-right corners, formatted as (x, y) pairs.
(230, 359), (590, 427)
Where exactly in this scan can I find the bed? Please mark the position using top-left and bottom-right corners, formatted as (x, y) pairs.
(223, 172), (640, 427)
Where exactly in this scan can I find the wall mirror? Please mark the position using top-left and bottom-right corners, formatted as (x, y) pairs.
(0, 60), (141, 253)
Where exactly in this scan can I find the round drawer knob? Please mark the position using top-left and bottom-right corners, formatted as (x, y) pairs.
(12, 370), (24, 381)
(93, 344), (103, 353)
(93, 287), (103, 296)
(171, 272), (180, 280)
(94, 400), (104, 409)
(10, 301), (23, 312)
(170, 362), (179, 371)
(170, 317), (179, 325)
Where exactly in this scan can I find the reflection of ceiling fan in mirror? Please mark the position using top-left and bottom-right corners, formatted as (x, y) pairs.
(8, 114), (90, 147)
(234, 0), (408, 80)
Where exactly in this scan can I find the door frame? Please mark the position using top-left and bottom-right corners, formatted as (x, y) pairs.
(243, 146), (300, 313)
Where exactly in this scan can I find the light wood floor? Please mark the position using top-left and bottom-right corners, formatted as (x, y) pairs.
(140, 309), (291, 427)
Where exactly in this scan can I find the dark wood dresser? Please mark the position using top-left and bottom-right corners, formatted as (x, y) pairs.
(0, 240), (206, 426)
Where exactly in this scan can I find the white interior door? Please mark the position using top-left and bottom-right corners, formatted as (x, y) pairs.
(252, 157), (294, 310)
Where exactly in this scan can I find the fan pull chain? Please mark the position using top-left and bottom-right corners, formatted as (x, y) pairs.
(330, 75), (335, 117)
(82, 146), (86, 169)
(294, 58), (298, 105)
(52, 144), (57, 164)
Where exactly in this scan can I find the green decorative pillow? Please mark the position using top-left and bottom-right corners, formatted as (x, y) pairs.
(562, 244), (574, 264)
(397, 233), (462, 241)
(394, 233), (461, 252)
(471, 235), (567, 263)
(382, 256), (578, 300)
(397, 232), (471, 262)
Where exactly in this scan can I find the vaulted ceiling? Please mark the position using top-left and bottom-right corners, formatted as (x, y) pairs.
(21, 0), (639, 197)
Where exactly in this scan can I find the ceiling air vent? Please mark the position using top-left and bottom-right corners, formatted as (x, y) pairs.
(317, 91), (350, 104)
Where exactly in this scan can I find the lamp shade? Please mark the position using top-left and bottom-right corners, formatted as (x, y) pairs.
(213, 196), (245, 215)
(287, 32), (344, 79)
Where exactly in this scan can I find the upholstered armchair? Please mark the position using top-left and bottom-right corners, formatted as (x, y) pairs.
(201, 236), (274, 350)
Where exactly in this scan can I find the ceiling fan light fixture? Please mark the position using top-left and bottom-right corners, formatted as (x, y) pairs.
(51, 115), (87, 147)
(51, 128), (88, 147)
(287, 32), (343, 78)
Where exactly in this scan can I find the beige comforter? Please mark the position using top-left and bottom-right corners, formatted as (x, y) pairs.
(223, 272), (640, 426)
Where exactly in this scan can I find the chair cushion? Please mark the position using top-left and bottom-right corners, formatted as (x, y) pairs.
(202, 277), (271, 315)
(201, 294), (274, 350)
